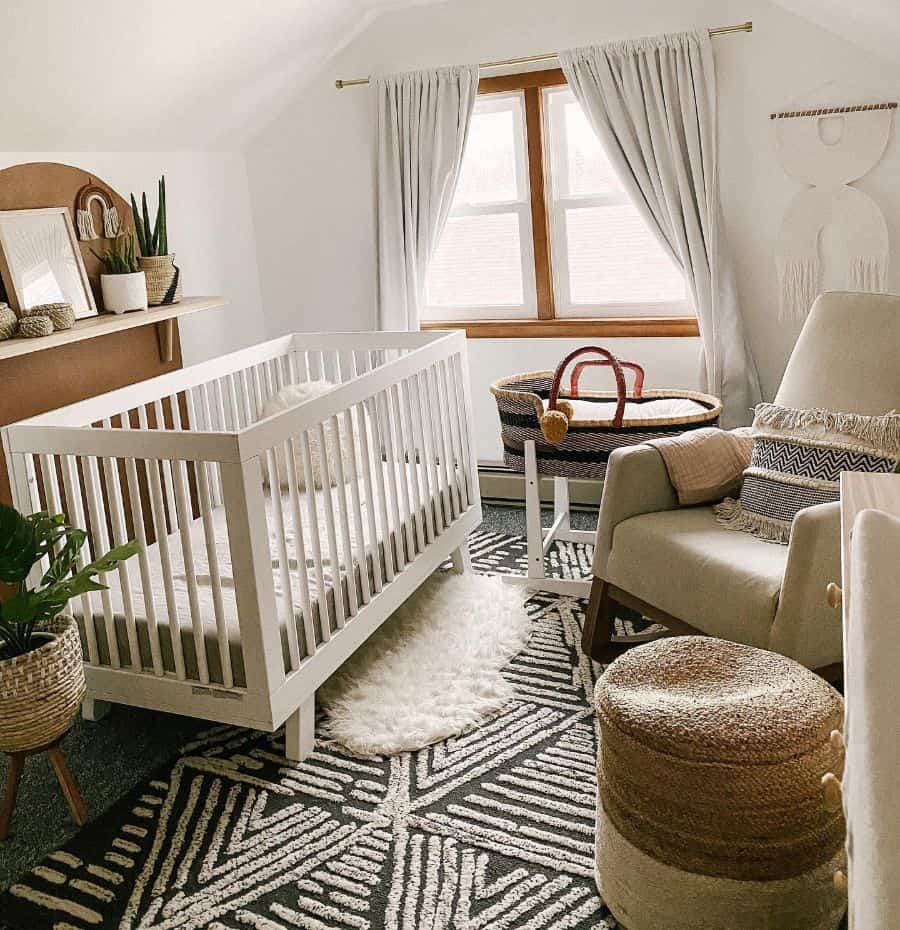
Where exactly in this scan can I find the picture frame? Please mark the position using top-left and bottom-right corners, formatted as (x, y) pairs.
(0, 207), (97, 319)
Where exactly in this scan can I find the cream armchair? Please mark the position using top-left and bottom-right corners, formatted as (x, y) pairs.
(583, 291), (900, 678)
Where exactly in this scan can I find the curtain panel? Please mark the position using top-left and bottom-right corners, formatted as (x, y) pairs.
(559, 32), (761, 426)
(375, 65), (479, 332)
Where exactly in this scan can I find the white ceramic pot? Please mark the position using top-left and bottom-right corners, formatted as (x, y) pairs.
(101, 271), (148, 314)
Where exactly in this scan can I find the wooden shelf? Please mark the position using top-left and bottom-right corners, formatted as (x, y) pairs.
(0, 297), (228, 363)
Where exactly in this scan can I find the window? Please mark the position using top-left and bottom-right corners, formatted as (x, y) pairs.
(423, 70), (696, 337)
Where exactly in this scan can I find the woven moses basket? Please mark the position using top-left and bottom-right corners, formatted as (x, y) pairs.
(596, 636), (847, 930)
(490, 346), (721, 480)
(0, 616), (85, 753)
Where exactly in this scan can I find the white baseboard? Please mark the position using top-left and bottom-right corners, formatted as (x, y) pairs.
(478, 464), (603, 507)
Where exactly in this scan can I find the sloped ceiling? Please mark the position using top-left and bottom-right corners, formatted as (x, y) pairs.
(3, 0), (438, 151)
(770, 0), (900, 72)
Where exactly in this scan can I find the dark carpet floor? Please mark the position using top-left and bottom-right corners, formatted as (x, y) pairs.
(0, 503), (598, 892)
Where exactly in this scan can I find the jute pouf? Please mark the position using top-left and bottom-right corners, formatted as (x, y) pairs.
(595, 636), (846, 930)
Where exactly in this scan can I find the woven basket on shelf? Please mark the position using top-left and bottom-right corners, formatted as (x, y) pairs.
(0, 616), (85, 753)
(139, 254), (183, 306)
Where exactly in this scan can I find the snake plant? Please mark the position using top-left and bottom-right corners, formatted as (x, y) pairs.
(130, 175), (169, 257)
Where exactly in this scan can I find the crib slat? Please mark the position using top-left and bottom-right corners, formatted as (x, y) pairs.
(82, 455), (120, 669)
(451, 352), (476, 508)
(315, 421), (346, 629)
(327, 414), (359, 618)
(354, 399), (385, 593)
(198, 383), (224, 507)
(341, 405), (371, 605)
(285, 436), (317, 658)
(123, 452), (164, 676)
(171, 452), (210, 685)
(22, 454), (50, 580)
(439, 359), (466, 514)
(298, 430), (330, 643)
(409, 373), (436, 545)
(153, 399), (178, 533)
(389, 384), (417, 560)
(432, 364), (459, 522)
(424, 366), (451, 530)
(374, 389), (405, 573)
(267, 446), (302, 671)
(226, 374), (242, 430)
(166, 395), (211, 684)
(143, 451), (187, 681)
(100, 450), (141, 671)
(38, 454), (63, 537)
(398, 379), (426, 553)
(60, 454), (99, 665)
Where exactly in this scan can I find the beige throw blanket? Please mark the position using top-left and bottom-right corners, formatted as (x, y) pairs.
(647, 427), (753, 506)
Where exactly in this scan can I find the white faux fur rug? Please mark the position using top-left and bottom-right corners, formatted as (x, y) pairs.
(318, 572), (530, 756)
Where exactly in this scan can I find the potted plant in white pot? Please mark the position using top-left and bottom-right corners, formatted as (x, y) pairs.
(131, 176), (182, 306)
(94, 230), (147, 314)
(0, 504), (138, 757)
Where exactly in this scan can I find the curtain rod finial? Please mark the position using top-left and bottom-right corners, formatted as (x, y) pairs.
(335, 79), (345, 89)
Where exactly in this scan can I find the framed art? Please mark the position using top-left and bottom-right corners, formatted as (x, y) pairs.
(0, 207), (97, 319)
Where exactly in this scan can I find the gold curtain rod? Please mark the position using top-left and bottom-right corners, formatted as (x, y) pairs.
(334, 20), (753, 89)
(770, 102), (898, 120)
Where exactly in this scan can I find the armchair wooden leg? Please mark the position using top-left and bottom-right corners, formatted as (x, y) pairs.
(582, 578), (616, 660)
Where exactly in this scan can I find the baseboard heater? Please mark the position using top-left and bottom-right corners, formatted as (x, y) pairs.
(478, 463), (603, 508)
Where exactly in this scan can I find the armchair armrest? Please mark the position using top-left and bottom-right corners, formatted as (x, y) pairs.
(769, 501), (843, 670)
(593, 444), (678, 577)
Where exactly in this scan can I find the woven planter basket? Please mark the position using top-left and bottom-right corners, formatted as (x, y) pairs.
(0, 616), (85, 753)
(139, 254), (183, 306)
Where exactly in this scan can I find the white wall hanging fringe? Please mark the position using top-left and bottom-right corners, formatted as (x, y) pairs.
(774, 101), (894, 321)
(75, 181), (120, 241)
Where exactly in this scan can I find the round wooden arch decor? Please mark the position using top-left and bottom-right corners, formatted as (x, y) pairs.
(0, 162), (132, 310)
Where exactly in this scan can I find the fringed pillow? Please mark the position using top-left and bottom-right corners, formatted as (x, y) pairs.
(715, 403), (900, 544)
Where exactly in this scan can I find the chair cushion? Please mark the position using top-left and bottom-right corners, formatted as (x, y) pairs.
(604, 506), (787, 648)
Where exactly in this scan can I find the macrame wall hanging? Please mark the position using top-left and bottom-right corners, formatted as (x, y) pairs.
(774, 100), (895, 321)
(75, 180), (120, 240)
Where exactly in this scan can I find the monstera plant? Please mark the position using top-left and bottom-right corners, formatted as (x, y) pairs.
(0, 504), (138, 658)
(0, 503), (138, 756)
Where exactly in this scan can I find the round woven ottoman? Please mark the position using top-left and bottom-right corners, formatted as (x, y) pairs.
(595, 636), (846, 930)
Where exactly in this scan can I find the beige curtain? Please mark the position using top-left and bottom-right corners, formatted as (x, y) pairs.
(560, 32), (761, 426)
(375, 65), (479, 331)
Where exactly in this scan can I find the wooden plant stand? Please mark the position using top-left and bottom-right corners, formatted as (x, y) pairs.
(0, 730), (87, 841)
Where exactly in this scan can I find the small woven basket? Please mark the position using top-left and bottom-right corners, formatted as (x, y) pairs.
(18, 315), (54, 338)
(0, 616), (85, 753)
(26, 302), (75, 331)
(139, 254), (183, 306)
(0, 305), (16, 340)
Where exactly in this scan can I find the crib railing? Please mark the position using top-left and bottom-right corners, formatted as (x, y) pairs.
(2, 330), (480, 730)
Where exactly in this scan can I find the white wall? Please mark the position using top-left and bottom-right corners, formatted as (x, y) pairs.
(246, 0), (900, 460)
(0, 152), (265, 366)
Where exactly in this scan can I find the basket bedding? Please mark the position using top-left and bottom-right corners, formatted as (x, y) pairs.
(73, 458), (457, 687)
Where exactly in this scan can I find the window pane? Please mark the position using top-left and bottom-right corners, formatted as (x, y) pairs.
(561, 97), (621, 197)
(565, 205), (685, 305)
(453, 94), (524, 206)
(426, 212), (525, 308)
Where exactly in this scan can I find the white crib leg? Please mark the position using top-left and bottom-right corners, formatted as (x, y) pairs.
(524, 441), (544, 580)
(450, 542), (473, 574)
(82, 697), (111, 722)
(285, 695), (316, 762)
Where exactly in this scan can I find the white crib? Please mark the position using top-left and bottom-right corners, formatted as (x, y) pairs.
(2, 330), (481, 760)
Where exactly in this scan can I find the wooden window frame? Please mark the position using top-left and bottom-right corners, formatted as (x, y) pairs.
(422, 69), (698, 339)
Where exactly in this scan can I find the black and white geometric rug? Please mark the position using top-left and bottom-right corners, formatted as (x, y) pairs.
(1, 531), (627, 930)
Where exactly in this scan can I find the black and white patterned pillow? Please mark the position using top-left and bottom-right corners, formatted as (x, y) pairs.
(715, 404), (900, 544)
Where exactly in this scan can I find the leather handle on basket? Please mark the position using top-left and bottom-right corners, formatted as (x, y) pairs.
(570, 359), (644, 400)
(549, 346), (629, 428)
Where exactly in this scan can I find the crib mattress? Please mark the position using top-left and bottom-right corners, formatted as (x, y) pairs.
(75, 459), (458, 687)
